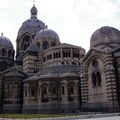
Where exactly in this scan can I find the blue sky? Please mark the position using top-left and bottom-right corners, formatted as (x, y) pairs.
(0, 0), (120, 52)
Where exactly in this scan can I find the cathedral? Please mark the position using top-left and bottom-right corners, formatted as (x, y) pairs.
(0, 4), (120, 113)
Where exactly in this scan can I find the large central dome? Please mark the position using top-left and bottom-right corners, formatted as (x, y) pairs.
(90, 26), (120, 48)
(18, 19), (45, 37)
(17, 5), (46, 38)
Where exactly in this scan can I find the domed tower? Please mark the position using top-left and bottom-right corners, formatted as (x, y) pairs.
(0, 34), (14, 71)
(81, 26), (120, 112)
(16, 5), (46, 63)
(35, 28), (60, 51)
(90, 26), (120, 49)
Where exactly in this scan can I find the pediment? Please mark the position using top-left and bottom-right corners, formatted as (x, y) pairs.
(0, 67), (26, 78)
(83, 47), (106, 66)
(84, 48), (104, 61)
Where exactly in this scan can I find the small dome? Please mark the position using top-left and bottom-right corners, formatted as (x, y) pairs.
(90, 26), (120, 48)
(0, 34), (13, 49)
(35, 29), (60, 43)
(17, 19), (45, 37)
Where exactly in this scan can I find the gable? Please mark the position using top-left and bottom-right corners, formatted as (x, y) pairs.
(83, 48), (105, 67)
(0, 67), (27, 78)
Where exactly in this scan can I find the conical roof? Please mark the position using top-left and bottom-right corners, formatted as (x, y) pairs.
(26, 42), (40, 52)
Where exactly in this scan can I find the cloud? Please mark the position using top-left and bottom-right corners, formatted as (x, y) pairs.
(0, 0), (120, 52)
(0, 0), (12, 9)
(71, 0), (120, 50)
(74, 0), (118, 19)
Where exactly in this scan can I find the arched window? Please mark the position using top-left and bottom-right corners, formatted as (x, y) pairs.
(54, 53), (55, 58)
(23, 44), (28, 51)
(8, 50), (12, 58)
(47, 54), (52, 60)
(22, 35), (31, 51)
(68, 51), (71, 57)
(52, 86), (57, 95)
(56, 53), (59, 58)
(67, 82), (75, 101)
(92, 60), (99, 68)
(97, 71), (101, 86)
(51, 42), (56, 46)
(0, 61), (7, 71)
(58, 52), (61, 58)
(0, 50), (1, 56)
(69, 86), (74, 94)
(42, 86), (47, 95)
(63, 51), (65, 57)
(91, 59), (102, 87)
(43, 41), (49, 50)
(41, 85), (49, 102)
(37, 42), (40, 48)
(92, 72), (96, 87)
(43, 57), (46, 62)
(25, 89), (27, 97)
(73, 51), (77, 58)
(31, 89), (35, 96)
(39, 88), (40, 96)
(62, 86), (65, 95)
(66, 51), (68, 57)
(91, 71), (102, 87)
(1, 49), (6, 57)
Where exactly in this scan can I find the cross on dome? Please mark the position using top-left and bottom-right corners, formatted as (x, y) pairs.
(1, 33), (3, 36)
(33, 0), (35, 6)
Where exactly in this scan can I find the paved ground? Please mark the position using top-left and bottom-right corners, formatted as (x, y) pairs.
(0, 116), (120, 120)
(79, 116), (120, 120)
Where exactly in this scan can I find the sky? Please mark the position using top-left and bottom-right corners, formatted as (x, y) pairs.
(0, 0), (120, 52)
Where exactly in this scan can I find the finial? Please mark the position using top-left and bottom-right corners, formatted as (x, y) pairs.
(30, 0), (38, 19)
(1, 33), (3, 36)
(33, 0), (35, 6)
(45, 25), (48, 29)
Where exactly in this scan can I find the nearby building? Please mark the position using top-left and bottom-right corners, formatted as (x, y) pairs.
(0, 5), (120, 113)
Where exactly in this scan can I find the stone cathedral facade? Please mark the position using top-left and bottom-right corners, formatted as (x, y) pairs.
(0, 5), (120, 113)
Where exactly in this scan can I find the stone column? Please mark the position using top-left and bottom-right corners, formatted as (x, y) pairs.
(38, 81), (41, 104)
(24, 84), (29, 104)
(61, 47), (63, 60)
(80, 64), (88, 109)
(38, 52), (43, 71)
(61, 81), (68, 102)
(116, 57), (120, 109)
(0, 76), (4, 113)
(63, 80), (69, 112)
(104, 53), (118, 111)
(71, 48), (73, 58)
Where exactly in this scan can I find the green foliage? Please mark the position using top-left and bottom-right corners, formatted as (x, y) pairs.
(0, 114), (76, 118)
